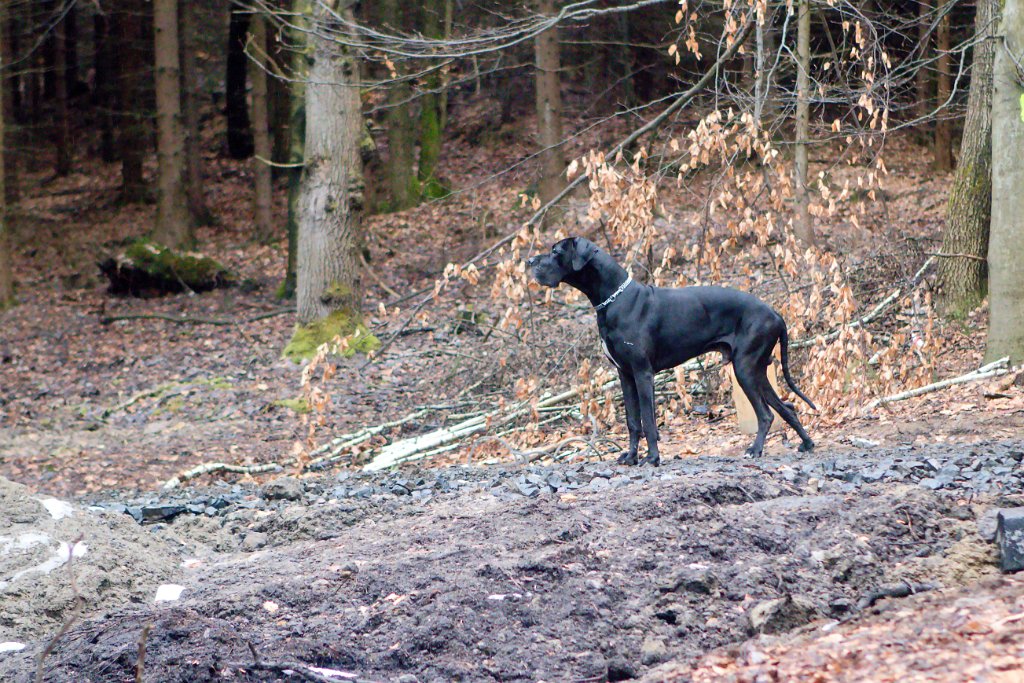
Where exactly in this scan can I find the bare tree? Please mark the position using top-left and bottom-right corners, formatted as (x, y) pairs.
(792, 0), (815, 245)
(938, 0), (997, 317)
(153, 0), (191, 248)
(181, 0), (214, 225)
(534, 0), (566, 211)
(54, 4), (72, 176)
(0, 12), (10, 308)
(933, 9), (953, 170)
(380, 0), (419, 211)
(118, 0), (148, 203)
(987, 0), (1024, 363)
(252, 12), (274, 243)
(227, 1), (255, 158)
(296, 0), (364, 325)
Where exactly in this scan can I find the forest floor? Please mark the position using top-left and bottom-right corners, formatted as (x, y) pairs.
(1, 104), (1024, 680)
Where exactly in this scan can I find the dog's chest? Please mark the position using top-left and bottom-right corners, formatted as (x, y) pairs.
(599, 333), (635, 369)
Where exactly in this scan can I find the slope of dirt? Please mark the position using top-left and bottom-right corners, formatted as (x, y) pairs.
(0, 441), (1021, 682)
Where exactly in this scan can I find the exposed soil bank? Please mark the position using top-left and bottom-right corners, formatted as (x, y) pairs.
(1, 441), (1021, 682)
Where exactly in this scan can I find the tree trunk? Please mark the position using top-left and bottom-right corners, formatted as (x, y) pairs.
(268, 6), (291, 175)
(94, 12), (117, 163)
(54, 8), (72, 176)
(534, 0), (566, 210)
(2, 2), (17, 203)
(754, 5), (779, 130)
(916, 0), (933, 144)
(118, 0), (148, 203)
(938, 0), (997, 317)
(380, 0), (419, 211)
(792, 0), (815, 244)
(281, 0), (310, 300)
(0, 9), (10, 308)
(226, 1), (254, 159)
(296, 0), (364, 324)
(987, 0), (1024, 363)
(180, 0), (213, 225)
(153, 0), (190, 248)
(933, 10), (953, 170)
(417, 0), (445, 191)
(251, 13), (274, 243)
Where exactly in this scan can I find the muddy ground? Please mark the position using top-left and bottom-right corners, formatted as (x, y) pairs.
(1, 440), (1022, 682)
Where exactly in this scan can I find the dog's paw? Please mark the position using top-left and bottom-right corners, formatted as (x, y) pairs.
(639, 453), (661, 467)
(798, 439), (815, 453)
(743, 447), (763, 458)
(617, 451), (639, 466)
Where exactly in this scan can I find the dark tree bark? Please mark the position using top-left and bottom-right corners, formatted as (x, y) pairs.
(933, 9), (953, 170)
(118, 0), (148, 203)
(226, 1), (254, 159)
(54, 7), (72, 176)
(94, 12), (118, 163)
(915, 0), (933, 144)
(153, 0), (191, 248)
(380, 0), (419, 211)
(417, 0), (447, 191)
(987, 0), (1024, 363)
(793, 0), (815, 244)
(2, 1), (17, 202)
(282, 0), (310, 300)
(296, 0), (364, 324)
(534, 0), (566, 211)
(938, 0), (997, 317)
(251, 13), (274, 243)
(180, 0), (214, 225)
(0, 4), (11, 308)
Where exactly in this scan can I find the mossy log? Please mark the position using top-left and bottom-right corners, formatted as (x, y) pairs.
(99, 239), (234, 297)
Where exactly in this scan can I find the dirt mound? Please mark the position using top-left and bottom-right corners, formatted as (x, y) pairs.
(0, 442), (1019, 682)
(0, 477), (181, 643)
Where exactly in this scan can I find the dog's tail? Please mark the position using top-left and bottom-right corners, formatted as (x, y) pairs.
(779, 325), (818, 411)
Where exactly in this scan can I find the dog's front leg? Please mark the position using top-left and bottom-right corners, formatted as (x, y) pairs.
(616, 369), (642, 465)
(634, 367), (660, 466)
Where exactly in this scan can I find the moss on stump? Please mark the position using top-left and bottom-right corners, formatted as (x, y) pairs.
(99, 239), (234, 297)
(283, 310), (380, 361)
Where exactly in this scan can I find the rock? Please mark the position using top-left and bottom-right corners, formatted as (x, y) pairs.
(140, 505), (187, 523)
(606, 657), (637, 681)
(664, 566), (719, 595)
(640, 636), (668, 665)
(996, 508), (1024, 573)
(264, 477), (303, 501)
(515, 480), (540, 498)
(978, 508), (1001, 542)
(242, 532), (268, 551)
(747, 595), (817, 635)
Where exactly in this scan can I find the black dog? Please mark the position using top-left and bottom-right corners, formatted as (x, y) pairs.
(527, 237), (815, 465)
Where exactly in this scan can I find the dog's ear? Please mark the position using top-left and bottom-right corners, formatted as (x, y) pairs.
(570, 237), (598, 271)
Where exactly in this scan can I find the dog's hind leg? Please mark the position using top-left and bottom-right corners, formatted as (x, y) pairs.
(758, 373), (815, 452)
(733, 360), (774, 457)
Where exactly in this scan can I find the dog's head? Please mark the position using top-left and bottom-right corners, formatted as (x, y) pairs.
(526, 237), (600, 287)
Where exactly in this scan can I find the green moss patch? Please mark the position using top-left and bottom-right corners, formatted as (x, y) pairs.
(100, 239), (234, 297)
(272, 397), (311, 414)
(282, 310), (380, 362)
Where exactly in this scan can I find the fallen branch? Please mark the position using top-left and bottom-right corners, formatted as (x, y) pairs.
(867, 357), (1011, 409)
(856, 581), (938, 611)
(791, 256), (936, 349)
(362, 366), (682, 471)
(100, 308), (295, 326)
